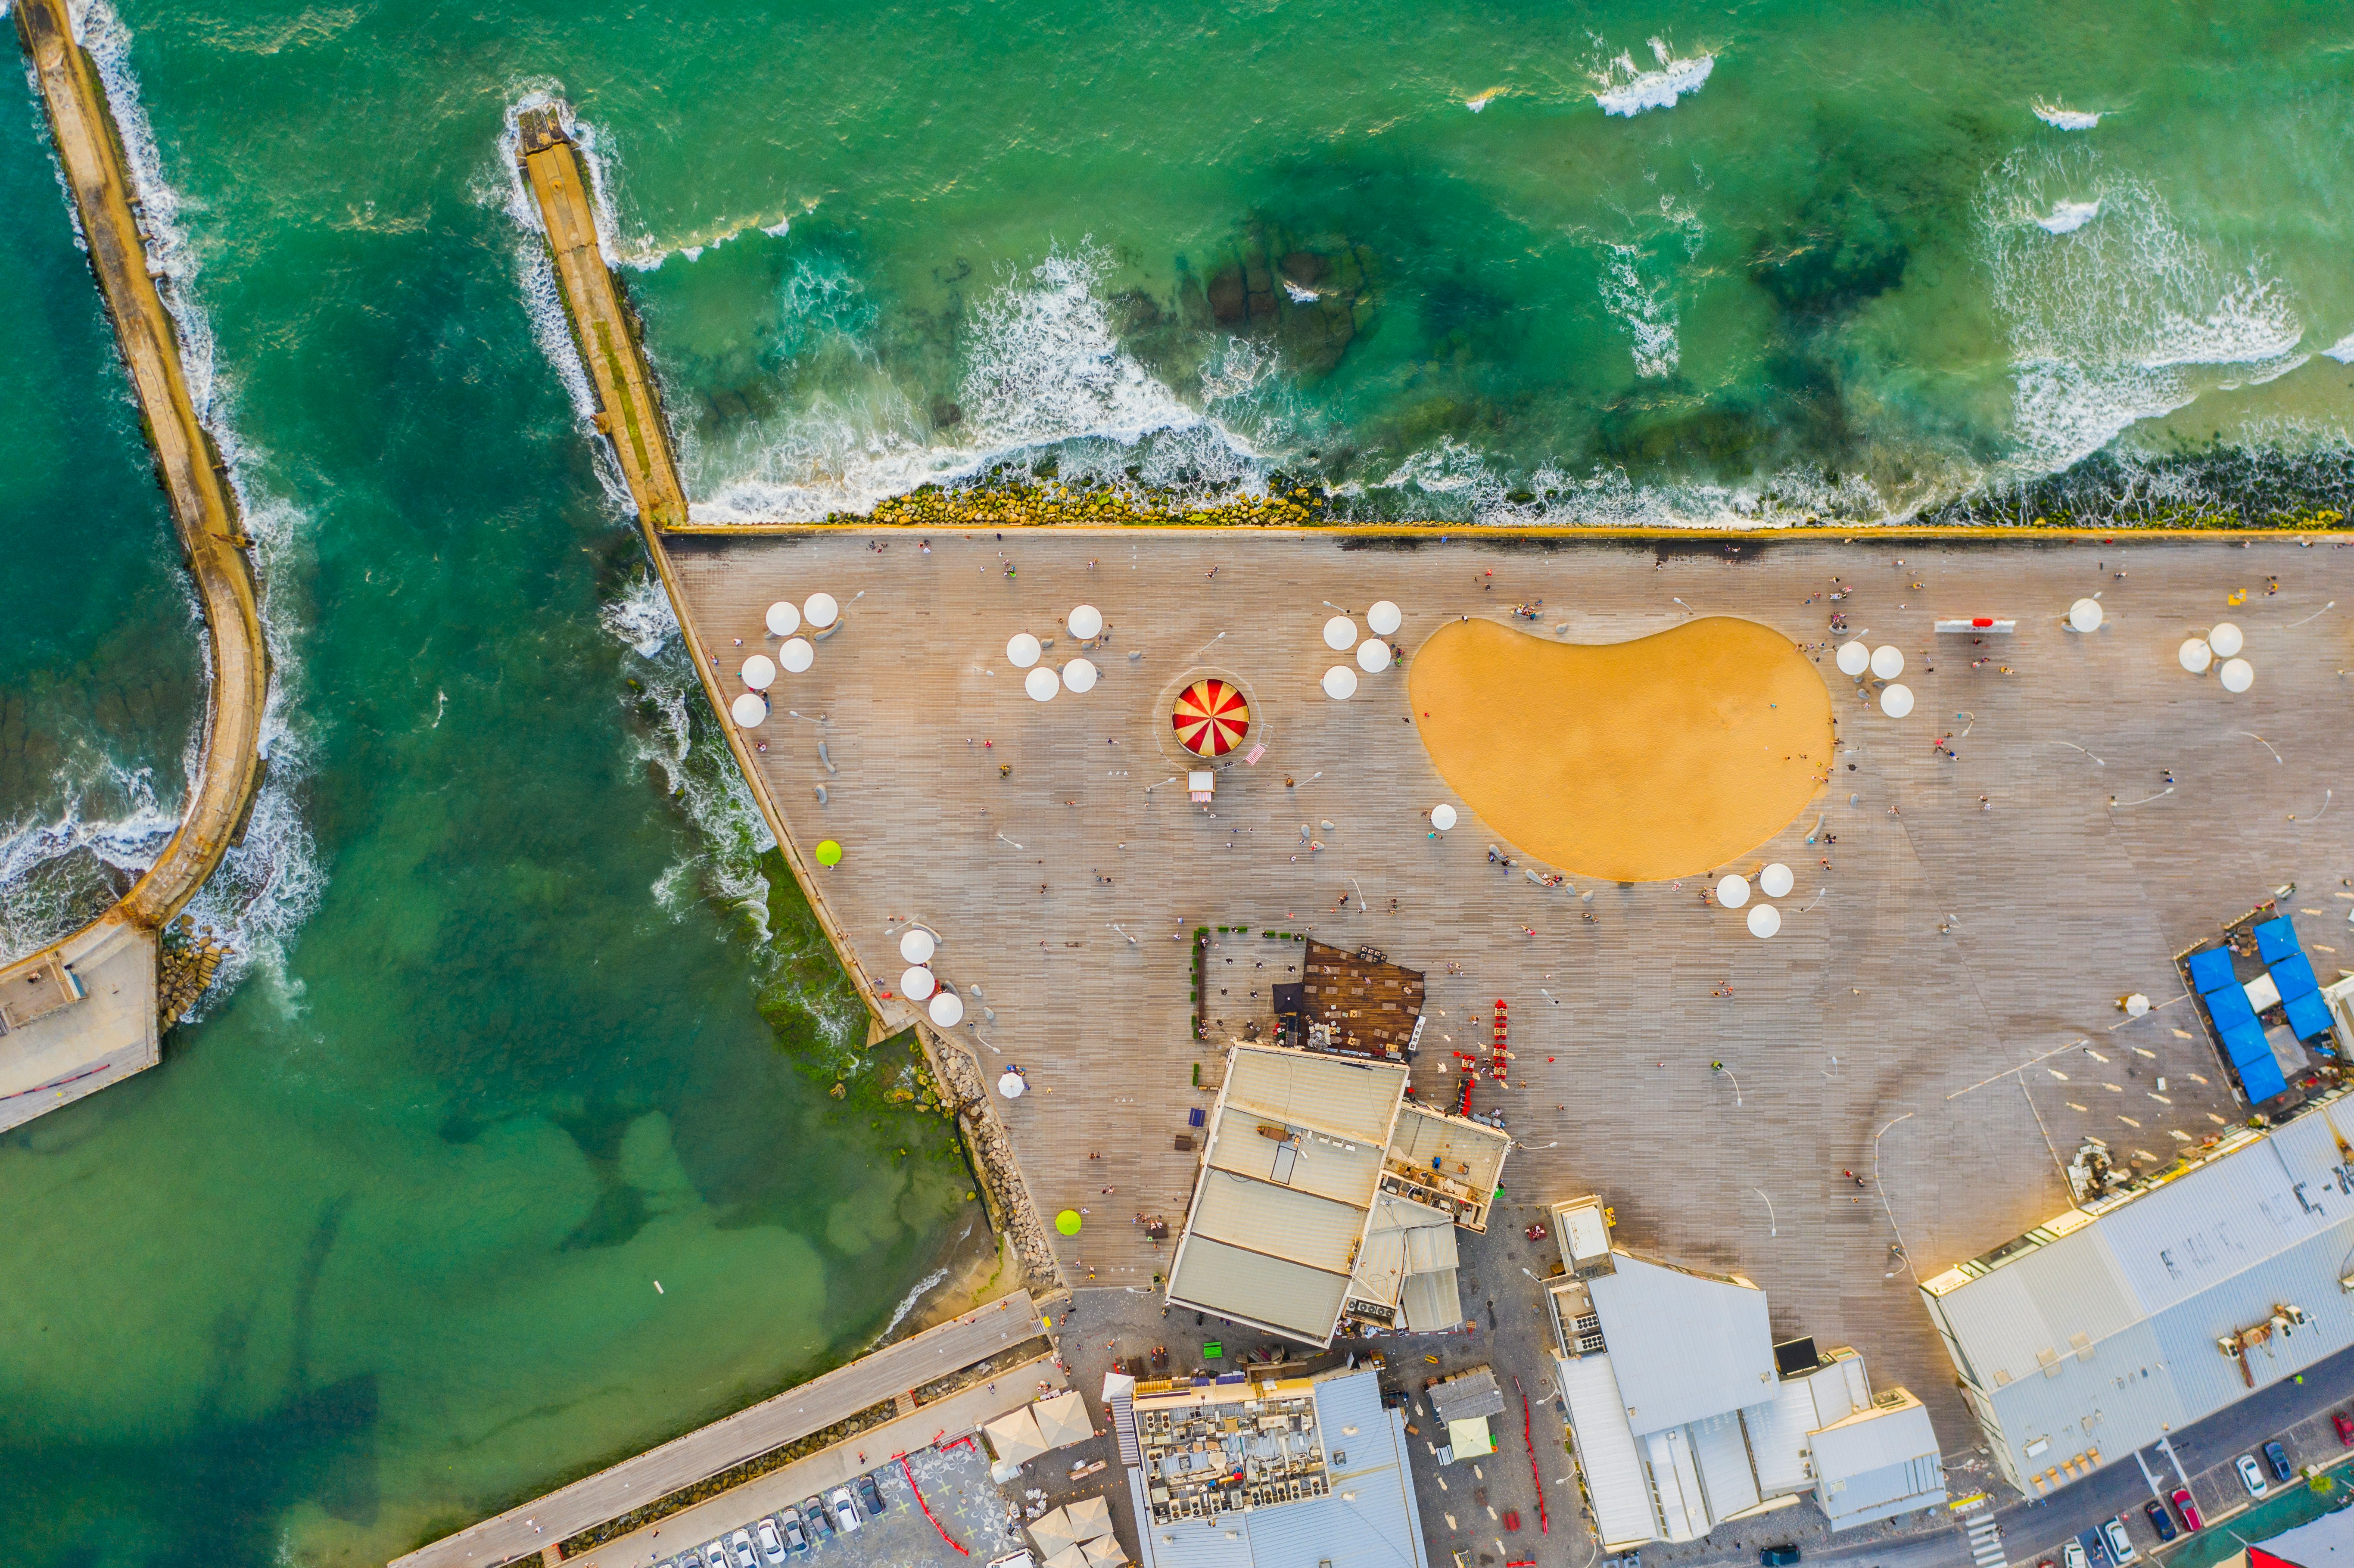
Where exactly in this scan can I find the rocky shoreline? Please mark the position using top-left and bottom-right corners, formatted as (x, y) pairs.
(921, 1025), (1065, 1290)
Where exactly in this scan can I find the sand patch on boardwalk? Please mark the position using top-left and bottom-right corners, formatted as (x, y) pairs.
(1407, 617), (1832, 882)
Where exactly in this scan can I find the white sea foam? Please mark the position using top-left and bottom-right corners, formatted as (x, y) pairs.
(1597, 244), (1679, 376)
(2033, 101), (2104, 131)
(2036, 199), (2101, 235)
(2324, 331), (2354, 364)
(1594, 40), (1715, 117)
(6, 1), (324, 1002)
(692, 243), (1277, 523)
(1465, 94), (1493, 114)
(1980, 144), (2305, 473)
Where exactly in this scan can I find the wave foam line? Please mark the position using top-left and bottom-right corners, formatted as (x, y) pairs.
(1594, 40), (1714, 117)
(2033, 101), (2104, 130)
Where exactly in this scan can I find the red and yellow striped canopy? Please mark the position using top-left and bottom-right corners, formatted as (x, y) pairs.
(1172, 678), (1250, 756)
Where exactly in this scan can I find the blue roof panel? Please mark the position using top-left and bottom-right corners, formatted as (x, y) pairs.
(2208, 984), (2258, 1030)
(2239, 1052), (2291, 1103)
(2273, 953), (2320, 1001)
(2221, 1019), (2271, 1067)
(2257, 918), (2301, 964)
(2188, 947), (2239, 994)
(2285, 990), (2334, 1041)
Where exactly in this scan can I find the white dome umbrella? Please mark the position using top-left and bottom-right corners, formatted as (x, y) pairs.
(779, 636), (814, 673)
(1747, 903), (1782, 939)
(996, 1069), (1025, 1099)
(1759, 862), (1794, 899)
(730, 692), (768, 727)
(2068, 597), (2104, 633)
(1430, 804), (1458, 831)
(1835, 641), (1871, 678)
(2209, 622), (2244, 657)
(929, 991), (965, 1027)
(2126, 993), (2152, 1018)
(1879, 682), (1915, 718)
(901, 966), (937, 1000)
(1869, 644), (1904, 680)
(899, 928), (936, 964)
(1006, 632), (1042, 669)
(1067, 604), (1104, 640)
(765, 600), (801, 636)
(1367, 600), (1402, 636)
(1024, 666), (1061, 701)
(1357, 638), (1392, 672)
(1716, 874), (1751, 908)
(741, 654), (777, 690)
(2221, 657), (2254, 693)
(1062, 657), (1099, 693)
(804, 592), (840, 629)
(1323, 615), (1358, 651)
(2179, 638), (2213, 673)
(1322, 664), (1358, 700)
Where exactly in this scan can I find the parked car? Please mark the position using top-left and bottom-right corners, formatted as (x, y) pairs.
(774, 1509), (808, 1554)
(729, 1529), (760, 1568)
(2102, 1516), (2139, 1565)
(755, 1518), (789, 1564)
(2171, 1488), (2202, 1531)
(701, 1543), (730, 1568)
(2142, 1502), (2177, 1544)
(2265, 1440), (2294, 1482)
(801, 1497), (834, 1540)
(2336, 1412), (2354, 1447)
(856, 1472), (886, 1516)
(1759, 1547), (1801, 1566)
(2063, 1539), (2089, 1568)
(830, 1486), (862, 1534)
(2238, 1453), (2270, 1497)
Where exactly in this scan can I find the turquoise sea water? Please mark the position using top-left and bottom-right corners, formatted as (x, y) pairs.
(4, 0), (2353, 1561)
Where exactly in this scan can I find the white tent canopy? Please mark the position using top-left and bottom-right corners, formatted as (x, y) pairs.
(1028, 1507), (1079, 1552)
(1063, 657), (1099, 692)
(1835, 640), (1870, 677)
(1323, 615), (1358, 650)
(1042, 1546), (1091, 1568)
(2209, 621), (2244, 657)
(2068, 597), (2103, 633)
(1079, 1535), (1125, 1568)
(1869, 644), (1904, 680)
(780, 636), (814, 673)
(929, 991), (965, 1027)
(766, 600), (801, 636)
(1322, 665), (1358, 700)
(1067, 604), (1103, 639)
(2179, 638), (2213, 673)
(1367, 600), (1402, 635)
(1025, 666), (1061, 701)
(1064, 1495), (1113, 1543)
(1879, 682), (1914, 718)
(1430, 804), (1457, 831)
(1716, 874), (1750, 908)
(984, 1406), (1048, 1465)
(1759, 862), (1794, 898)
(741, 654), (777, 690)
(1748, 904), (1782, 938)
(1007, 632), (1042, 668)
(899, 928), (936, 964)
(900, 966), (936, 1000)
(1357, 638), (1392, 672)
(2221, 657), (2254, 693)
(1032, 1388), (1096, 1449)
(730, 693), (767, 727)
(804, 591), (840, 629)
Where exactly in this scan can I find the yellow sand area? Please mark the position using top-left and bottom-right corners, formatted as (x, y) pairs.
(1407, 616), (1832, 882)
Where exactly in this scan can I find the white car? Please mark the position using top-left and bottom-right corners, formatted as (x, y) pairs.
(2239, 1453), (2270, 1497)
(2101, 1517), (2138, 1565)
(701, 1544), (730, 1568)
(831, 1486), (863, 1534)
(754, 1518), (788, 1564)
(2062, 1541), (2087, 1568)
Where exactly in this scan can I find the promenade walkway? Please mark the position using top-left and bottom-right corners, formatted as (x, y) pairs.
(393, 1289), (1041, 1568)
(0, 0), (269, 1125)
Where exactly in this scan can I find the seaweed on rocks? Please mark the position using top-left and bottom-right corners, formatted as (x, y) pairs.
(1923, 436), (2354, 529)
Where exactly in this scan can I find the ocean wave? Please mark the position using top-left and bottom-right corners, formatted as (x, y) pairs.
(2033, 101), (2104, 131)
(2324, 331), (2354, 364)
(1593, 40), (1715, 117)
(1363, 436), (1890, 527)
(1980, 143), (2304, 474)
(2036, 199), (2101, 234)
(691, 243), (1281, 523)
(8, 0), (324, 1005)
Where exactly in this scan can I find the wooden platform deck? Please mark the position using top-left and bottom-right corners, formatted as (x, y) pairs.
(662, 526), (2354, 1452)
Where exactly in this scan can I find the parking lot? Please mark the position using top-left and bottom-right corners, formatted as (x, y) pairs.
(623, 1441), (1026, 1568)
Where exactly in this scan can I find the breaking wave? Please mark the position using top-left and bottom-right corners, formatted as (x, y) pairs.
(1593, 40), (1716, 117)
(2033, 101), (2104, 131)
(2, 0), (324, 1001)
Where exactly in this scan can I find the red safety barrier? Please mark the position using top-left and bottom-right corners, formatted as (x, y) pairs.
(1517, 1378), (1548, 1534)
(899, 1452), (971, 1556)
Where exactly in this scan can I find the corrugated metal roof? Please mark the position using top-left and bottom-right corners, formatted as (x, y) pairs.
(1809, 1397), (1940, 1492)
(1189, 1168), (1367, 1272)
(1223, 1049), (1406, 1145)
(1557, 1353), (1660, 1549)
(1165, 1236), (1351, 1342)
(1646, 1426), (1708, 1543)
(1429, 1367), (1505, 1423)
(1744, 1384), (1817, 1498)
(1208, 1106), (1384, 1205)
(1588, 1254), (1776, 1434)
(1399, 1269), (1462, 1333)
(1688, 1410), (1760, 1519)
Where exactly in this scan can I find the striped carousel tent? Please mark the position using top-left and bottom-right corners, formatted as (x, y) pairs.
(1172, 678), (1250, 757)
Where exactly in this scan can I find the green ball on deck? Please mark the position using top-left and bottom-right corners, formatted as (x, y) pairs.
(1056, 1210), (1083, 1235)
(816, 840), (843, 866)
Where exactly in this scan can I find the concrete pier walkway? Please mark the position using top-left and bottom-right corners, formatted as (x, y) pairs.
(0, 0), (270, 1127)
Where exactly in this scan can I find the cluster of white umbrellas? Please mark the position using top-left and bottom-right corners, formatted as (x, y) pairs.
(1007, 605), (1103, 702)
(895, 925), (967, 1027)
(1321, 600), (1403, 700)
(2178, 621), (2254, 693)
(1718, 862), (1796, 938)
(732, 594), (841, 728)
(1833, 640), (1914, 718)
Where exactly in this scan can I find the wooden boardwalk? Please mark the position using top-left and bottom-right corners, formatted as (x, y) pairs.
(664, 526), (2354, 1454)
(393, 1289), (1041, 1568)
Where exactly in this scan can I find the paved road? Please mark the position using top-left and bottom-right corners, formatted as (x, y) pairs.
(395, 1290), (1040, 1568)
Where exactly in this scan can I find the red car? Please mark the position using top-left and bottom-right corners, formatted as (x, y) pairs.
(2335, 1411), (2354, 1447)
(2171, 1488), (2203, 1532)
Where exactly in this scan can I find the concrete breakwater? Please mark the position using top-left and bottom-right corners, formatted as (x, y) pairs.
(0, 0), (270, 1131)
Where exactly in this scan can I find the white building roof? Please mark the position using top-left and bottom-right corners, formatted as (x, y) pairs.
(1810, 1393), (1946, 1529)
(1555, 1352), (1659, 1551)
(1587, 1254), (1776, 1435)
